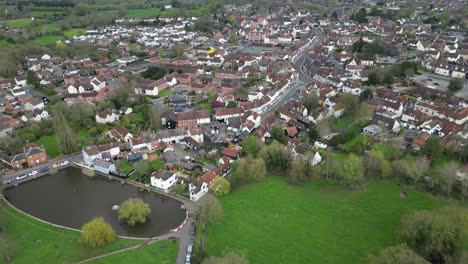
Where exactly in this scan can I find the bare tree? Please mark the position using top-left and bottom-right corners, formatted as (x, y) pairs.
(458, 165), (468, 202)
(409, 156), (430, 184)
(440, 161), (460, 197)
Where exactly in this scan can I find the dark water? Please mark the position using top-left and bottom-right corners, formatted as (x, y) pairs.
(3, 167), (186, 238)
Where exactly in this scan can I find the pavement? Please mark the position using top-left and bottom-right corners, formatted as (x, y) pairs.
(0, 153), (83, 187)
(260, 36), (322, 118)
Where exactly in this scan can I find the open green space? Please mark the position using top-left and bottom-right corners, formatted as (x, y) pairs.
(33, 34), (63, 44)
(157, 89), (173, 97)
(203, 177), (443, 264)
(34, 134), (62, 158)
(64, 28), (86, 38)
(0, 200), (142, 264)
(125, 8), (161, 18)
(331, 105), (370, 131)
(343, 134), (366, 152)
(5, 19), (34, 28)
(89, 239), (178, 264)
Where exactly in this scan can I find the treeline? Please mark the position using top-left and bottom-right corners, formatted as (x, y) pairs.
(232, 135), (468, 199)
(367, 61), (420, 86)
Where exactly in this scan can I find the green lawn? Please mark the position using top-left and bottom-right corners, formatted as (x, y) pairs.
(125, 8), (161, 18)
(89, 240), (178, 264)
(203, 178), (442, 264)
(343, 134), (366, 152)
(64, 28), (86, 38)
(157, 89), (173, 97)
(33, 34), (63, 44)
(5, 19), (34, 28)
(0, 200), (142, 264)
(34, 134), (61, 158)
(331, 105), (370, 131)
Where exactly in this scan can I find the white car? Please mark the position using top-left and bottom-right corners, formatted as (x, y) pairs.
(16, 174), (27, 180)
(29, 171), (38, 176)
(60, 160), (69, 166)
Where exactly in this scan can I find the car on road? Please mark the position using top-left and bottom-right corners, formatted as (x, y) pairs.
(190, 222), (196, 235)
(16, 174), (27, 180)
(39, 167), (49, 173)
(29, 170), (38, 176)
(434, 82), (440, 86)
(60, 160), (69, 166)
(427, 78), (433, 81)
(3, 179), (12, 185)
(187, 244), (193, 254)
(185, 254), (191, 263)
(52, 164), (59, 168)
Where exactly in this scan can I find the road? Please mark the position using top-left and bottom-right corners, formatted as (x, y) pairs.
(261, 35), (322, 118)
(0, 153), (83, 187)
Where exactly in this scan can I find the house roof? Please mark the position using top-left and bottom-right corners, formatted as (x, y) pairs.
(222, 148), (238, 158)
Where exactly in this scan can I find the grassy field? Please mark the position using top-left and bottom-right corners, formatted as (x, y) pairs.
(125, 8), (161, 18)
(5, 19), (34, 28)
(33, 34), (63, 44)
(64, 28), (86, 38)
(89, 240), (178, 264)
(343, 134), (366, 152)
(0, 200), (142, 264)
(34, 134), (61, 158)
(203, 178), (442, 264)
(157, 89), (173, 97)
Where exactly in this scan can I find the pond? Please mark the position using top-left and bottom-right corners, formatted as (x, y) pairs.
(3, 167), (186, 238)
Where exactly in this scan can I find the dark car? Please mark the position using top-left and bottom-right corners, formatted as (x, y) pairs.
(190, 222), (196, 235)
(39, 167), (49, 173)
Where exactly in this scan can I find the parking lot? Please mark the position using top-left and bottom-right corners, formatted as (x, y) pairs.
(410, 71), (468, 99)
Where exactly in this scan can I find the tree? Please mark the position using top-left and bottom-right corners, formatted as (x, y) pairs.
(304, 92), (319, 112)
(198, 194), (223, 225)
(203, 251), (249, 264)
(271, 125), (287, 144)
(368, 244), (429, 264)
(308, 127), (319, 143)
(118, 198), (151, 226)
(52, 109), (78, 154)
(359, 89), (373, 102)
(338, 154), (364, 188)
(408, 156), (430, 184)
(109, 85), (134, 108)
(340, 93), (360, 117)
(26, 70), (40, 88)
(81, 217), (116, 248)
(258, 141), (291, 170)
(364, 151), (391, 179)
(211, 176), (230, 196)
(141, 66), (167, 80)
(367, 72), (380, 85)
(459, 165), (468, 202)
(448, 78), (463, 92)
(421, 136), (443, 162)
(231, 157), (267, 183)
(382, 71), (394, 85)
(226, 101), (237, 108)
(401, 211), (460, 264)
(147, 104), (161, 131)
(241, 135), (263, 157)
(440, 161), (460, 197)
(171, 44), (186, 58)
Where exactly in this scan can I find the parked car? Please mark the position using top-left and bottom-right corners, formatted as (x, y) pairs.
(190, 222), (196, 235)
(16, 174), (27, 180)
(61, 160), (69, 166)
(29, 170), (38, 176)
(39, 167), (49, 173)
(187, 244), (193, 254)
(185, 254), (191, 263)
(3, 179), (12, 185)
(52, 164), (59, 168)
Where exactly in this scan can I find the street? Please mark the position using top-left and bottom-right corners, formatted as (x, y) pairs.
(1, 153), (83, 187)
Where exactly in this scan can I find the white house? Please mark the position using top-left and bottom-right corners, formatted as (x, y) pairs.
(95, 109), (120, 124)
(151, 171), (177, 191)
(83, 146), (102, 166)
(314, 141), (328, 149)
(311, 152), (322, 166)
(91, 77), (106, 91)
(93, 159), (116, 174)
(189, 182), (208, 201)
